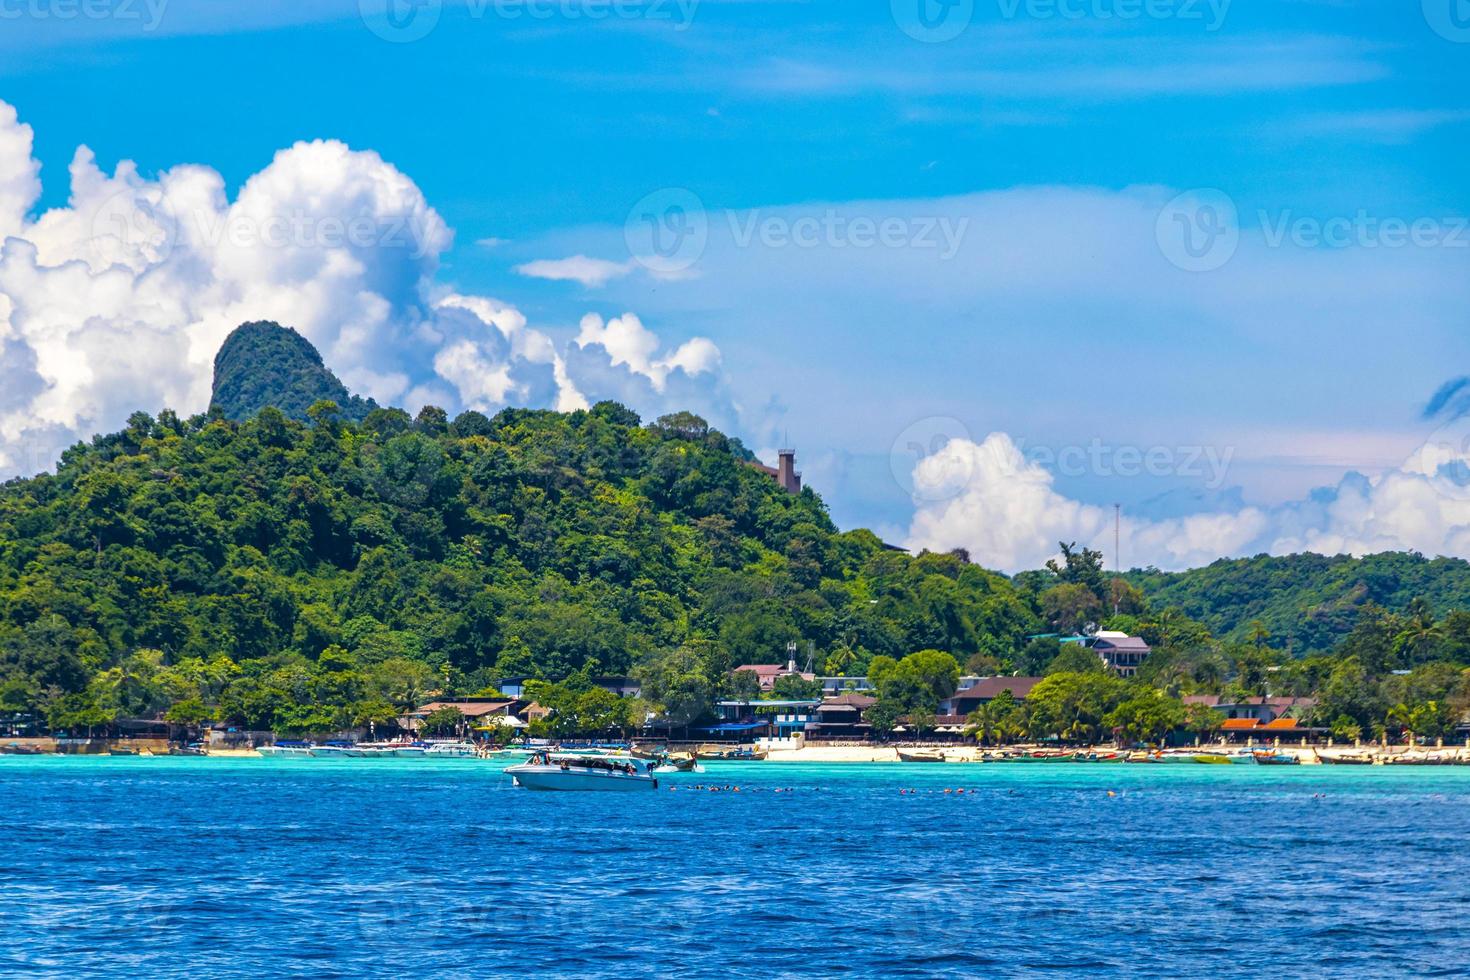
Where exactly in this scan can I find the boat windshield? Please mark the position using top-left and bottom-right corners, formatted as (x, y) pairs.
(544, 754), (642, 774)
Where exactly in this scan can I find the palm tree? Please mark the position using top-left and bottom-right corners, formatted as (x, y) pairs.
(1393, 600), (1443, 667)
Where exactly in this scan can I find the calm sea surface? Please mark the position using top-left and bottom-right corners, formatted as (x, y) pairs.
(5, 757), (1470, 978)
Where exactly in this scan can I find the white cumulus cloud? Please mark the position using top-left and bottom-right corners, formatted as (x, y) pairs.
(515, 254), (635, 287)
(0, 100), (730, 477)
(905, 428), (1470, 573)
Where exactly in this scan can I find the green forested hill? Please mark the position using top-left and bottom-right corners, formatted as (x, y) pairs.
(7, 323), (1470, 737)
(211, 321), (377, 422)
(0, 391), (1038, 732)
(1128, 553), (1470, 653)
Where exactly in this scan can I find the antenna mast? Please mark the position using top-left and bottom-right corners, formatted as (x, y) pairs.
(1113, 504), (1121, 615)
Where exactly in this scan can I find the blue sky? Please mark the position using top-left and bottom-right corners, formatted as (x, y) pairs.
(0, 0), (1467, 569)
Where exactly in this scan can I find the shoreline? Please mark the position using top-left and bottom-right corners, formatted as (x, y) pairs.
(6, 740), (1470, 767)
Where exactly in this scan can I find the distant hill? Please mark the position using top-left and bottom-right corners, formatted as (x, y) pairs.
(210, 321), (377, 422)
(1128, 552), (1470, 653)
(0, 325), (1039, 733)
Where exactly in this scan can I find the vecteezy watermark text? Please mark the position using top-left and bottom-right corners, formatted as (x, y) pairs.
(1015, 437), (1234, 487)
(892, 0), (1229, 42)
(0, 0), (168, 28)
(727, 209), (969, 259)
(1259, 210), (1470, 250)
(995, 0), (1230, 29)
(91, 192), (445, 263)
(1157, 188), (1469, 272)
(359, 0), (698, 42)
(624, 188), (971, 274)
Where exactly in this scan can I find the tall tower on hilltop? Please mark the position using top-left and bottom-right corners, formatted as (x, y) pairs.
(777, 449), (802, 495)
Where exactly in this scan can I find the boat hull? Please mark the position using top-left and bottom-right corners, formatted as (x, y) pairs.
(505, 764), (658, 791)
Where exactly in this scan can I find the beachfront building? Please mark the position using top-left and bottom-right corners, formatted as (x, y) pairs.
(1183, 695), (1320, 742)
(939, 677), (1044, 717)
(928, 676), (1044, 735)
(401, 698), (527, 733)
(805, 693), (877, 739)
(1182, 695), (1316, 723)
(705, 699), (821, 741)
(1182, 695), (1315, 723)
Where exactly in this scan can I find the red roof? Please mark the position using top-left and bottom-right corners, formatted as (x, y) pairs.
(412, 700), (514, 718)
(951, 677), (1043, 702)
(817, 693), (877, 711)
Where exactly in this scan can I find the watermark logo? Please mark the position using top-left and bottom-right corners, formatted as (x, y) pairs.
(1410, 414), (1470, 503)
(1423, 0), (1470, 42)
(994, 0), (1230, 30)
(727, 209), (968, 258)
(86, 193), (446, 265)
(1259, 210), (1468, 250)
(891, 416), (975, 502)
(1156, 188), (1239, 272)
(359, 0), (442, 43)
(1016, 437), (1235, 488)
(625, 187), (708, 275)
(360, 0), (698, 41)
(0, 0), (169, 30)
(89, 189), (180, 266)
(892, 0), (974, 42)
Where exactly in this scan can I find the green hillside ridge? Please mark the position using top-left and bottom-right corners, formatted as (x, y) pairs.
(0, 369), (1043, 733)
(210, 320), (377, 422)
(1127, 553), (1470, 654)
(2, 321), (1470, 740)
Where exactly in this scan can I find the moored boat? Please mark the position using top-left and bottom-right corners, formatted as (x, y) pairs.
(308, 743), (356, 758)
(257, 740), (315, 759)
(1252, 750), (1300, 766)
(504, 750), (659, 791)
(358, 741), (426, 758)
(423, 741), (479, 758)
(897, 748), (946, 763)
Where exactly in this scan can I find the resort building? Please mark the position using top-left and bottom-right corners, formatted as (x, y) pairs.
(1182, 695), (1316, 724)
(1182, 695), (1320, 742)
(817, 676), (875, 695)
(1047, 631), (1153, 677)
(928, 676), (1044, 733)
(401, 698), (527, 733)
(939, 677), (1044, 717)
(706, 699), (820, 740)
(496, 675), (641, 699)
(1087, 632), (1151, 676)
(805, 692), (877, 739)
(733, 661), (816, 692)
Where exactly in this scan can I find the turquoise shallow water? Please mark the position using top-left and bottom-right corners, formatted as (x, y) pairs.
(6, 757), (1470, 977)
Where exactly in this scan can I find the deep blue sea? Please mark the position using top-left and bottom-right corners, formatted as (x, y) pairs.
(5, 757), (1470, 978)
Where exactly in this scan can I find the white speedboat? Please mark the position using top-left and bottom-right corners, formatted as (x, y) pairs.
(308, 744), (362, 758)
(423, 741), (478, 758)
(358, 741), (427, 758)
(257, 741), (314, 759)
(504, 751), (659, 791)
